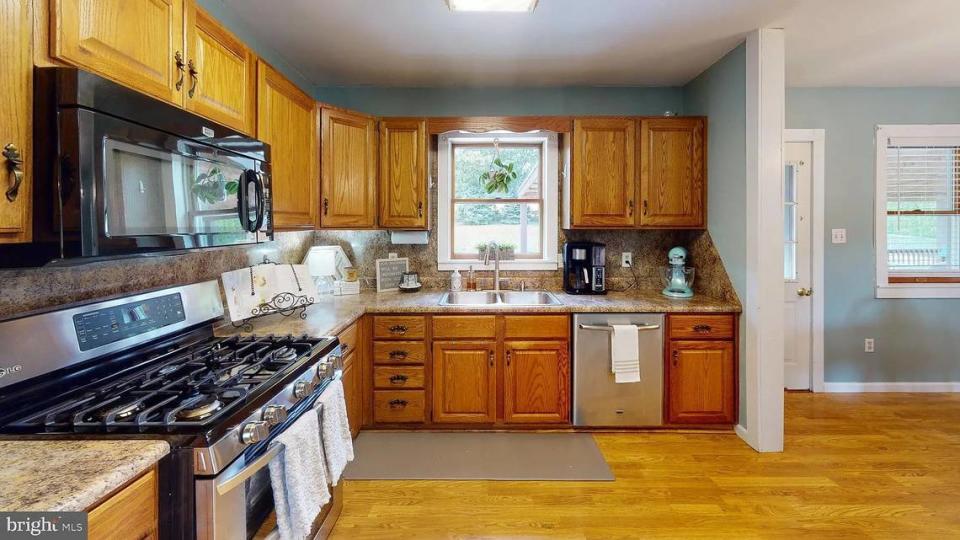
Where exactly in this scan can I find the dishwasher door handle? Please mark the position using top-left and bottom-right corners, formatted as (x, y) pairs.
(577, 324), (661, 332)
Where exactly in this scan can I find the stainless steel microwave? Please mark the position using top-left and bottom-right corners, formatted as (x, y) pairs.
(1, 68), (272, 268)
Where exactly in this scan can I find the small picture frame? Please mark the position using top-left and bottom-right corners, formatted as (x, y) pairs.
(375, 257), (410, 292)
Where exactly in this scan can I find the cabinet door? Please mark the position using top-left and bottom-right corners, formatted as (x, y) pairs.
(0, 0), (32, 243)
(378, 118), (427, 229)
(639, 118), (706, 228)
(256, 60), (318, 230)
(341, 351), (361, 438)
(88, 468), (158, 539)
(185, 6), (255, 134)
(503, 341), (570, 424)
(667, 340), (735, 424)
(432, 341), (496, 424)
(571, 118), (637, 227)
(52, 0), (186, 106)
(320, 108), (377, 228)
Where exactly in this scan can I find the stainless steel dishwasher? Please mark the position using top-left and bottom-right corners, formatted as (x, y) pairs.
(573, 313), (664, 426)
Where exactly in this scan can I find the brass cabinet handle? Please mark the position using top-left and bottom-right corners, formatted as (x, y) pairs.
(417, 201), (423, 217)
(628, 200), (635, 216)
(643, 200), (649, 215)
(187, 59), (198, 98)
(3, 144), (24, 202)
(388, 350), (408, 360)
(693, 324), (712, 334)
(389, 325), (407, 335)
(488, 350), (494, 367)
(389, 374), (409, 385)
(323, 198), (329, 215)
(174, 51), (186, 91)
(672, 350), (679, 367)
(389, 399), (408, 409)
(340, 343), (349, 354)
(506, 350), (512, 366)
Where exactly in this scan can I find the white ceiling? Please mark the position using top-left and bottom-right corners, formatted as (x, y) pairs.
(220, 0), (960, 88)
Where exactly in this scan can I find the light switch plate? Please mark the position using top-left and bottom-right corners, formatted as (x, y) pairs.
(864, 338), (875, 353)
(831, 229), (847, 244)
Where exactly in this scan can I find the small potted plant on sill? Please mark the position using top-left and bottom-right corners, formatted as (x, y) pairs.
(475, 242), (516, 261)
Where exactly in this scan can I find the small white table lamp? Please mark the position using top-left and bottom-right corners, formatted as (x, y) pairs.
(305, 249), (338, 295)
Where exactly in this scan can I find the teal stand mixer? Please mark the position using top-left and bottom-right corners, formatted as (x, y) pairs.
(662, 246), (695, 298)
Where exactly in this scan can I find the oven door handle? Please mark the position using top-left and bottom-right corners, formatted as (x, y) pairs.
(215, 443), (284, 496)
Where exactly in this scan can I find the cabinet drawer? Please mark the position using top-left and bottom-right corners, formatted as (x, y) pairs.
(374, 366), (425, 389)
(88, 467), (158, 540)
(504, 315), (569, 339)
(374, 390), (426, 423)
(337, 321), (360, 357)
(373, 341), (426, 365)
(373, 316), (426, 339)
(432, 316), (497, 339)
(668, 315), (735, 339)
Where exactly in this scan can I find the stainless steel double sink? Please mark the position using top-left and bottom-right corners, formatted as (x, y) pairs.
(438, 291), (563, 306)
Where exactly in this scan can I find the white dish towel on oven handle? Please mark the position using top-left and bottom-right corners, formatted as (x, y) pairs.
(314, 379), (354, 485)
(267, 411), (330, 540)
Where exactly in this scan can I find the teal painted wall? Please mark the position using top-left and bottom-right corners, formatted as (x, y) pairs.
(787, 88), (960, 383)
(312, 86), (683, 116)
(682, 42), (747, 421)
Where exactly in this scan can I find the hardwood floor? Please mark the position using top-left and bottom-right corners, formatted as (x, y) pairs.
(331, 392), (960, 539)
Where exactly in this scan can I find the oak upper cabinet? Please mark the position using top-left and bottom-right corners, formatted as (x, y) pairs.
(503, 341), (570, 424)
(378, 118), (428, 229)
(320, 108), (377, 229)
(256, 60), (319, 230)
(432, 341), (497, 424)
(51, 0), (186, 106)
(639, 117), (706, 228)
(666, 340), (735, 424)
(184, 5), (255, 134)
(0, 0), (33, 243)
(570, 118), (637, 227)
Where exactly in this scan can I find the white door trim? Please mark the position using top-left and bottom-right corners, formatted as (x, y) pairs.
(741, 28), (786, 453)
(784, 129), (825, 393)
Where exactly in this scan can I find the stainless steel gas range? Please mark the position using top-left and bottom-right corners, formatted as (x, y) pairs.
(0, 280), (343, 539)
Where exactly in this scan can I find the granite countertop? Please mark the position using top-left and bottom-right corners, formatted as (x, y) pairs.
(0, 440), (169, 512)
(217, 289), (740, 338)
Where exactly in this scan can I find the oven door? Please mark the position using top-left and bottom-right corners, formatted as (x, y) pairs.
(63, 108), (272, 259)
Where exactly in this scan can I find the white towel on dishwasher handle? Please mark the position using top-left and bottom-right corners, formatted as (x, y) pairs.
(315, 379), (354, 485)
(610, 324), (641, 384)
(267, 411), (330, 540)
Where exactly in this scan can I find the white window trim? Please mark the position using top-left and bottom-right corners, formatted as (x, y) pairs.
(875, 124), (960, 299)
(436, 131), (559, 271)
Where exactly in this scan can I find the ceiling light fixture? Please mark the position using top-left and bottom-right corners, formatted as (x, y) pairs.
(446, 0), (538, 12)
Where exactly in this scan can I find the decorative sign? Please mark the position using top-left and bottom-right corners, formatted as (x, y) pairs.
(375, 258), (409, 292)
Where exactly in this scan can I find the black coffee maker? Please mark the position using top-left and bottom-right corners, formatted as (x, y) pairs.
(563, 242), (606, 295)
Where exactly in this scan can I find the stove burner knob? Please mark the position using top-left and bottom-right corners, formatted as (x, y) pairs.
(293, 380), (315, 399)
(261, 405), (288, 426)
(316, 361), (331, 378)
(239, 421), (270, 445)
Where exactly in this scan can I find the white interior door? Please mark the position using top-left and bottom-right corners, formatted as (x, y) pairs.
(783, 142), (813, 390)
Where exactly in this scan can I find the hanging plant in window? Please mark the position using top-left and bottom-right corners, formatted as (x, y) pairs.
(479, 138), (518, 194)
(191, 167), (238, 205)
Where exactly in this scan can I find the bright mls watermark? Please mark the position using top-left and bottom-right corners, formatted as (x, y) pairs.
(0, 513), (86, 539)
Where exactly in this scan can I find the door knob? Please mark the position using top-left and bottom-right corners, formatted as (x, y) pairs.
(796, 287), (813, 297)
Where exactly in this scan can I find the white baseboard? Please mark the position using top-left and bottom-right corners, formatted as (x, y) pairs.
(734, 424), (750, 443)
(823, 382), (960, 393)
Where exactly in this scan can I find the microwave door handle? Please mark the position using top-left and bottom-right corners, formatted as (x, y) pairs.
(236, 171), (250, 232)
(215, 443), (284, 496)
(251, 171), (265, 232)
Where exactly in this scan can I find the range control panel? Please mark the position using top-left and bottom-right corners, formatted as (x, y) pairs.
(73, 293), (185, 351)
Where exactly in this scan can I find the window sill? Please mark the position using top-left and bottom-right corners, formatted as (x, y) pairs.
(876, 284), (960, 299)
(438, 260), (560, 272)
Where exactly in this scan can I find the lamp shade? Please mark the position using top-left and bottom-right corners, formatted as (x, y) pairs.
(304, 250), (337, 278)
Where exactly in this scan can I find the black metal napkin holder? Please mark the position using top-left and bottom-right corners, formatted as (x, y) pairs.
(231, 257), (315, 331)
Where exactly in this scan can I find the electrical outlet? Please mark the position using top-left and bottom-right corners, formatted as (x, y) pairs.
(621, 252), (633, 268)
(832, 228), (847, 244)
(864, 338), (875, 353)
(388, 252), (398, 259)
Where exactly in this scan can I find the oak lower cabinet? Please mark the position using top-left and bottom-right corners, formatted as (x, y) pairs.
(570, 118), (638, 227)
(0, 0), (33, 243)
(256, 60), (319, 230)
(372, 316), (427, 424)
(432, 341), (497, 424)
(639, 118), (706, 228)
(320, 107), (377, 229)
(87, 467), (158, 540)
(338, 322), (362, 438)
(503, 341), (570, 424)
(378, 118), (428, 229)
(665, 314), (737, 425)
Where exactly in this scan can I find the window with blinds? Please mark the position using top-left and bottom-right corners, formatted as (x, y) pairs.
(885, 138), (960, 281)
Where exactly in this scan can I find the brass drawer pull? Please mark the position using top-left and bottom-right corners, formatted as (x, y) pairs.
(389, 325), (408, 335)
(340, 343), (350, 354)
(3, 144), (24, 202)
(389, 374), (409, 385)
(693, 324), (712, 334)
(388, 350), (408, 360)
(389, 399), (408, 409)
